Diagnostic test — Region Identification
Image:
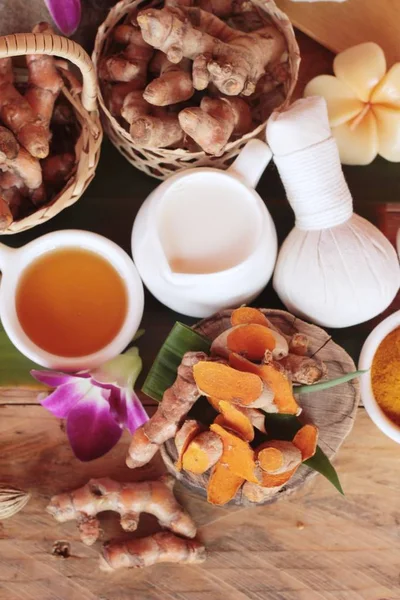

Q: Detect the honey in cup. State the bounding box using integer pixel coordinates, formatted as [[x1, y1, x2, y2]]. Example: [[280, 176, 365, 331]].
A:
[[16, 248, 128, 357]]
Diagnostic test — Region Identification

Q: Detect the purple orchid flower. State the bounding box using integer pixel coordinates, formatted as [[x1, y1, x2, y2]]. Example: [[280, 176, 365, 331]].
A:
[[44, 0, 82, 36], [31, 347, 148, 462]]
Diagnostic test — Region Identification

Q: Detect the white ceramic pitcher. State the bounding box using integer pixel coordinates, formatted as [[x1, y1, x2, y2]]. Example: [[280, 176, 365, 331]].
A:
[[132, 139, 277, 317]]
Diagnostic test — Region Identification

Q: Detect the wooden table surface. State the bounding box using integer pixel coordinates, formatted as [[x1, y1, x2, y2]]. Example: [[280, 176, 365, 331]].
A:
[[1, 34, 400, 600]]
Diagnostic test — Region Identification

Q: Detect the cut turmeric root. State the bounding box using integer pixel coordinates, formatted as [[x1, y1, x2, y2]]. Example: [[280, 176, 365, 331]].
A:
[[229, 353, 301, 415], [182, 430, 223, 474], [230, 306, 270, 327], [175, 419, 203, 471], [211, 323, 288, 361], [257, 440, 302, 475], [214, 400, 254, 442], [207, 461, 244, 505], [210, 423, 258, 483], [193, 361, 275, 410], [292, 424, 318, 461]]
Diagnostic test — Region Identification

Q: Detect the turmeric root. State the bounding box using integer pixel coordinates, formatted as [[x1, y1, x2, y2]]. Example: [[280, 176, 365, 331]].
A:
[[107, 80, 146, 117], [210, 423, 258, 483], [229, 353, 301, 416], [193, 361, 275, 410], [130, 113, 183, 148], [257, 440, 302, 475], [214, 399, 254, 441], [100, 24, 153, 85], [121, 90, 150, 124], [138, 6, 286, 95], [1, 146, 42, 191], [175, 419, 203, 470], [230, 306, 270, 328], [41, 153, 75, 186], [25, 23, 63, 137], [179, 96, 252, 155], [164, 0, 252, 18], [182, 430, 223, 474], [101, 532, 206, 570], [127, 351, 207, 469], [277, 354, 327, 385], [207, 461, 244, 505], [0, 126, 19, 160], [242, 481, 281, 503], [289, 333, 309, 356], [47, 475, 197, 545], [0, 58, 49, 158], [211, 324, 288, 361], [292, 424, 318, 461], [144, 55, 194, 106]]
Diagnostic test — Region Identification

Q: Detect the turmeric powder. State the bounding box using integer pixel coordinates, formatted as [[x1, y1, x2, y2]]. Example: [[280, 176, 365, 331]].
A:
[[371, 327, 400, 427]]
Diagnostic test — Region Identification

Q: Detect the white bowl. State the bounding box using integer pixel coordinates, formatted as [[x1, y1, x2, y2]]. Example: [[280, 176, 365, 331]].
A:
[[359, 310, 400, 444]]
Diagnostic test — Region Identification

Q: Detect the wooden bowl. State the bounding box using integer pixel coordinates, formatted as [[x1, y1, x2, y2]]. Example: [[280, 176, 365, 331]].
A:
[[161, 308, 360, 506]]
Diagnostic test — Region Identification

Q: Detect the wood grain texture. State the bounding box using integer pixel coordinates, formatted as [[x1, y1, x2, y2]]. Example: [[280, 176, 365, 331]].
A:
[[276, 0, 400, 65], [0, 402, 399, 600], [162, 309, 359, 505]]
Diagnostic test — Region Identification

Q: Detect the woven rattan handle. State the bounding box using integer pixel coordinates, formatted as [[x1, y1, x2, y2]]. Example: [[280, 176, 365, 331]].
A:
[[0, 33, 97, 112]]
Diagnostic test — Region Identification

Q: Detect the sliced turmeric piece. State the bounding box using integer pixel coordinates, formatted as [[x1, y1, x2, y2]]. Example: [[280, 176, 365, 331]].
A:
[[258, 465, 298, 488], [292, 424, 318, 461], [211, 324, 288, 361], [229, 353, 301, 415], [193, 361, 274, 410], [210, 423, 258, 483], [207, 462, 244, 506], [175, 420, 203, 471], [231, 307, 270, 327], [182, 431, 223, 474], [214, 400, 254, 442], [207, 396, 221, 412], [257, 441, 302, 475]]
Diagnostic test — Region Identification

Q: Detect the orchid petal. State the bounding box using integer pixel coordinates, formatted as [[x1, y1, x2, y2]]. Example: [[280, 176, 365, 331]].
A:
[[332, 109, 378, 165], [31, 370, 76, 388], [90, 347, 142, 389], [371, 63, 400, 108], [44, 0, 81, 36], [66, 387, 122, 461], [304, 75, 363, 127], [333, 43, 386, 102], [373, 105, 400, 162], [41, 379, 92, 418], [108, 385, 149, 434]]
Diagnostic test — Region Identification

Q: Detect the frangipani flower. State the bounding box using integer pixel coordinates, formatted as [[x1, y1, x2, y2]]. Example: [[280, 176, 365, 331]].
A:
[[31, 347, 148, 461], [304, 43, 400, 165], [44, 0, 81, 36]]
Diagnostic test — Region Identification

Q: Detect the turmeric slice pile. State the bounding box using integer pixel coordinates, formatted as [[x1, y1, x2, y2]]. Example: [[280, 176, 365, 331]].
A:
[[211, 323, 288, 361]]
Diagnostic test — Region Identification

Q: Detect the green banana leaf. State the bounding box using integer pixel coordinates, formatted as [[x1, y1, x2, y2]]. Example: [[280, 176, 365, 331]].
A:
[[0, 323, 43, 389], [142, 322, 211, 402]]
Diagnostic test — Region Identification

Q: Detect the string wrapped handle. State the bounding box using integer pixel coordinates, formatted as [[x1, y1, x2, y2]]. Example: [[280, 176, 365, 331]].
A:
[[267, 96, 353, 231], [0, 33, 98, 113]]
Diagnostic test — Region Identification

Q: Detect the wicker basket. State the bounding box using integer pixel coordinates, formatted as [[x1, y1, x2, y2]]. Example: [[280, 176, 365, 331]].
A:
[[0, 33, 102, 234], [93, 0, 300, 180]]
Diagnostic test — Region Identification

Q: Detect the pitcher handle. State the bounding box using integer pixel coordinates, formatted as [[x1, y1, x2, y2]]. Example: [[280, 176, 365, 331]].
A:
[[228, 139, 272, 189]]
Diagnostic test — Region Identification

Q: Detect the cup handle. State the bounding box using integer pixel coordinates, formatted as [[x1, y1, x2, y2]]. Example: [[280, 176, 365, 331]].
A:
[[0, 243, 16, 272], [228, 139, 272, 189]]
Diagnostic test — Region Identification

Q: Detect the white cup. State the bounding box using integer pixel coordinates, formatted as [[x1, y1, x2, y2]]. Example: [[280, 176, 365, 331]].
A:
[[359, 310, 400, 444], [0, 230, 144, 371], [132, 139, 277, 318]]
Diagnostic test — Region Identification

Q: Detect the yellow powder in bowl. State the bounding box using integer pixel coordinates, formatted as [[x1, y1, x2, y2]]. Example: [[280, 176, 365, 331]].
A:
[[371, 327, 400, 427]]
